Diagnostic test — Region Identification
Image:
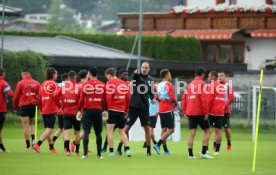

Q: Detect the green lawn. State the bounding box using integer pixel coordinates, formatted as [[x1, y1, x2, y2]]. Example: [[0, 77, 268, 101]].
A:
[[0, 124, 276, 175]]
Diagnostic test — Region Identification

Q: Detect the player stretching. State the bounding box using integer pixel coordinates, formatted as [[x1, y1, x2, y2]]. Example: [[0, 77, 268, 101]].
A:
[[182, 67, 213, 159], [13, 69, 40, 150], [33, 67, 58, 153], [153, 69, 177, 155]]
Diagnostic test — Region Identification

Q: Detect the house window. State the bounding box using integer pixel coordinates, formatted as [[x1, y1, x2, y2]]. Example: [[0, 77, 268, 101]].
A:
[[203, 42, 245, 64], [179, 0, 187, 6], [265, 0, 276, 4], [216, 0, 226, 5], [229, 0, 237, 5]]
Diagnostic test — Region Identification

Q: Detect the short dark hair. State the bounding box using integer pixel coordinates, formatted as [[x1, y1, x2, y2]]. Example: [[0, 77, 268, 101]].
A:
[[105, 67, 116, 77], [46, 67, 57, 80], [195, 66, 206, 76], [0, 68, 5, 76], [160, 69, 170, 79], [61, 73, 68, 81], [68, 70, 77, 80], [218, 71, 227, 76], [209, 71, 218, 79], [21, 68, 30, 73], [78, 69, 88, 79], [89, 67, 97, 77]]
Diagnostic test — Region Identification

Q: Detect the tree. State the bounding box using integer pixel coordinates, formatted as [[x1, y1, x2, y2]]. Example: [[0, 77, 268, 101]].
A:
[[46, 0, 83, 32], [100, 0, 180, 20]]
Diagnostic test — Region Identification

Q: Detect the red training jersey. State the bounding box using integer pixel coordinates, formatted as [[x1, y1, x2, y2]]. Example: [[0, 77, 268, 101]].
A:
[[106, 78, 130, 113], [182, 77, 208, 116], [54, 80, 79, 117], [220, 80, 234, 114], [39, 80, 59, 115], [78, 79, 106, 111], [156, 81, 177, 113], [207, 81, 226, 117], [13, 75, 40, 110], [0, 76, 13, 112]]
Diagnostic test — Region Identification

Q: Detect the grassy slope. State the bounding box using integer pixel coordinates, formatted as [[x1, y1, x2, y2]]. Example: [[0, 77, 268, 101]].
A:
[[0, 124, 276, 175]]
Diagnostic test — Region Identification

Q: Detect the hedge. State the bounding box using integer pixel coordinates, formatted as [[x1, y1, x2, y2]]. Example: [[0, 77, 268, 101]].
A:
[[4, 31, 202, 62], [3, 50, 49, 89]]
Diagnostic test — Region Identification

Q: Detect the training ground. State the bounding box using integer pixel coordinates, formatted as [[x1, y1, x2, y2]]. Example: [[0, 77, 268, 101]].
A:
[[1, 116, 276, 175]]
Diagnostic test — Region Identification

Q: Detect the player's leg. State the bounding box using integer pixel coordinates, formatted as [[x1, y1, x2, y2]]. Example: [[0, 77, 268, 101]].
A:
[[81, 110, 92, 158], [155, 112, 175, 155], [73, 117, 81, 156], [117, 108, 137, 154], [52, 115, 63, 145], [63, 116, 73, 156], [149, 116, 157, 145], [33, 114, 56, 153], [107, 110, 117, 157], [0, 113, 6, 152], [199, 117, 213, 159], [91, 110, 103, 158], [224, 114, 232, 150], [20, 116, 31, 149], [117, 112, 131, 157], [187, 117, 200, 158], [28, 105, 36, 144], [29, 117, 35, 144], [139, 110, 151, 156], [214, 117, 223, 155]]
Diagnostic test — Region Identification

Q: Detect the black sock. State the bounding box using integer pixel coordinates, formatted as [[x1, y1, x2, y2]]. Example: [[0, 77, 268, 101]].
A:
[[0, 144, 6, 151], [213, 142, 216, 147], [117, 142, 123, 152], [73, 141, 76, 145], [109, 148, 114, 153], [157, 139, 162, 147], [202, 146, 208, 154], [37, 140, 43, 146], [188, 148, 193, 157], [227, 140, 231, 146], [163, 144, 169, 152], [83, 131, 89, 156], [124, 146, 130, 151], [64, 140, 70, 152], [103, 136, 108, 150], [96, 133, 102, 157], [147, 146, 151, 154], [143, 142, 146, 148], [26, 140, 30, 148], [75, 144, 80, 153], [52, 136, 58, 142], [31, 135, 35, 142], [49, 144, 54, 150], [153, 140, 157, 145], [216, 144, 221, 152]]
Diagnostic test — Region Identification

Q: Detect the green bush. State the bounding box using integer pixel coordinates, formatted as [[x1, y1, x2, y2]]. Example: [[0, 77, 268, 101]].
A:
[[3, 50, 49, 89], [5, 31, 202, 62]]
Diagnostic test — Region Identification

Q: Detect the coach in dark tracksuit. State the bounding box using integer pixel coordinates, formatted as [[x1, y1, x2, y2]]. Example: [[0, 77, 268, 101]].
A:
[[122, 61, 155, 157]]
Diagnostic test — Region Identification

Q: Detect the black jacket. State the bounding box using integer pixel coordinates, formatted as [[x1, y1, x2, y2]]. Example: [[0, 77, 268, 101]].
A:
[[129, 73, 154, 112]]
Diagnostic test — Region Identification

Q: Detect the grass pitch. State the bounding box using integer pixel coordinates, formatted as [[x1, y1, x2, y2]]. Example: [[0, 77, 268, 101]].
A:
[[0, 123, 276, 175]]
